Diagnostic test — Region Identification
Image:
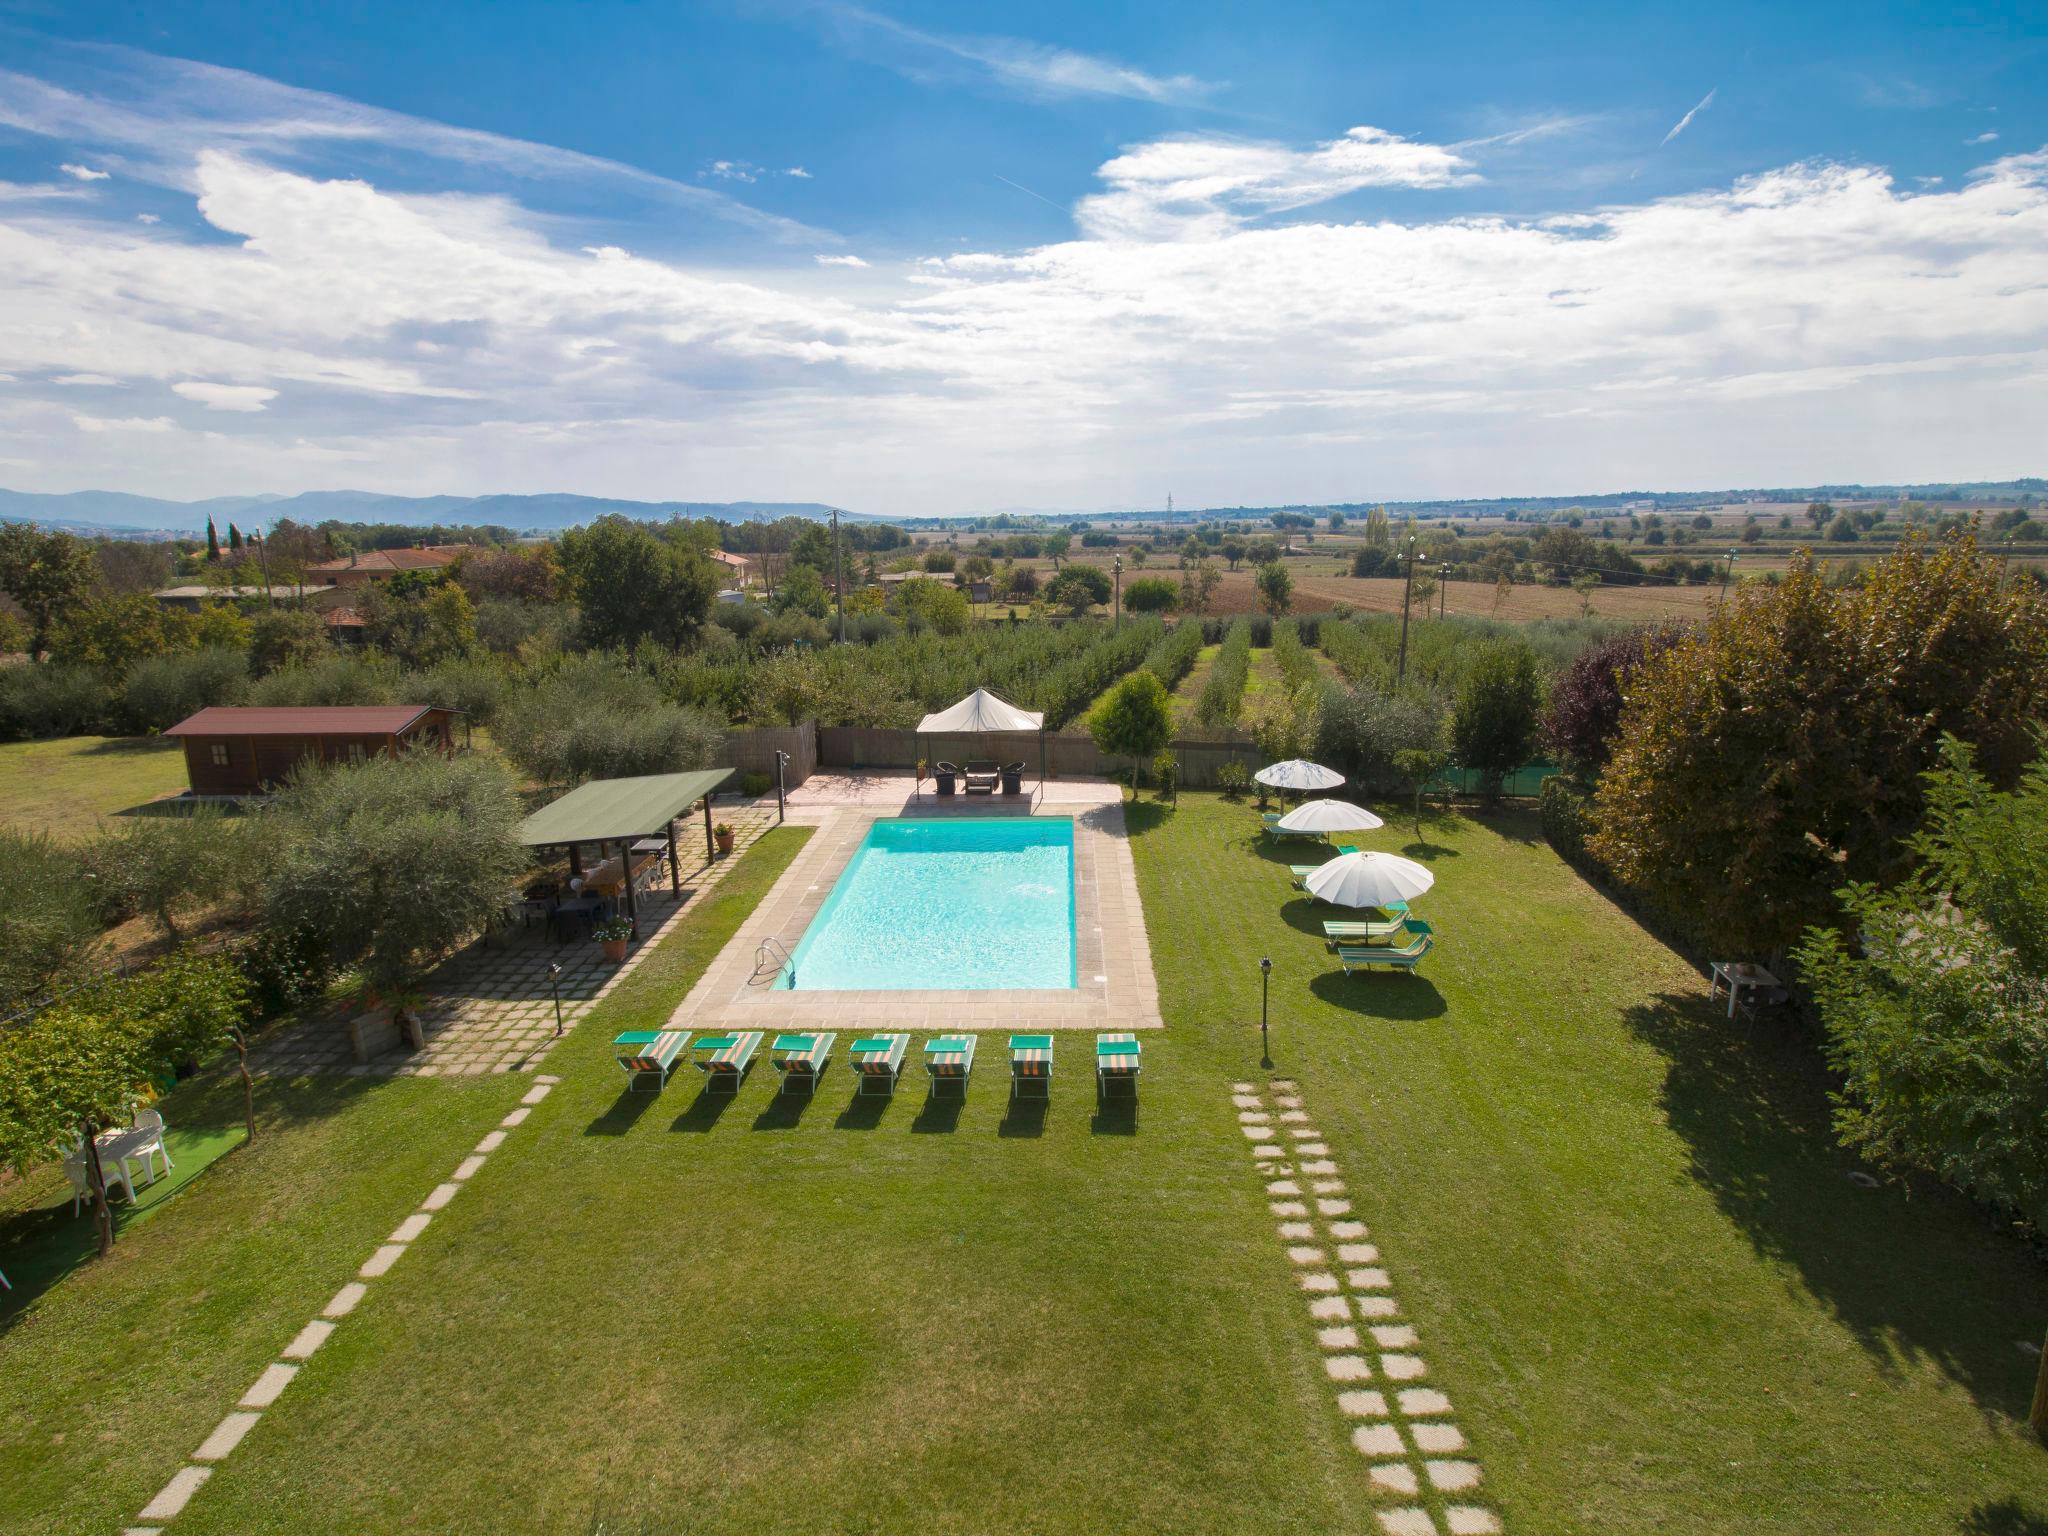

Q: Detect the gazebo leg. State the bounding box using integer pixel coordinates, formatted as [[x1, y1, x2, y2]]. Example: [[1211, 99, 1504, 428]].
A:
[[666, 821, 680, 897]]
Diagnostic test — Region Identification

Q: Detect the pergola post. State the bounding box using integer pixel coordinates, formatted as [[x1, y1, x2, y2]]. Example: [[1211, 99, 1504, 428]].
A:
[[666, 819, 680, 897], [703, 795, 715, 862], [620, 837, 639, 938]]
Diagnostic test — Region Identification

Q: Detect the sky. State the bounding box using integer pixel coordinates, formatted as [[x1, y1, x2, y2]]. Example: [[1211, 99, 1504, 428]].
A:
[[0, 1, 2044, 517]]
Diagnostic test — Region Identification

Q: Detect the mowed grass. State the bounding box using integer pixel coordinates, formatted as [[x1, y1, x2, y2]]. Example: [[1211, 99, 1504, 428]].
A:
[[0, 734, 187, 837], [9, 827, 1385, 1534], [1129, 796, 2048, 1533]]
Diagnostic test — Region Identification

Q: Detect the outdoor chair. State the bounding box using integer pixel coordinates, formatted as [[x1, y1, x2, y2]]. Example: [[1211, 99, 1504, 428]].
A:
[[1322, 913, 1427, 949], [1095, 1032, 1141, 1103], [550, 895, 603, 944], [63, 1144, 136, 1212], [849, 1034, 909, 1096], [694, 1031, 763, 1094], [771, 1032, 837, 1095], [934, 762, 961, 798], [923, 1035, 978, 1098], [1000, 762, 1025, 796], [1337, 935, 1434, 974], [1009, 1034, 1054, 1101], [131, 1107, 172, 1184], [614, 1029, 690, 1091], [963, 759, 1000, 795]]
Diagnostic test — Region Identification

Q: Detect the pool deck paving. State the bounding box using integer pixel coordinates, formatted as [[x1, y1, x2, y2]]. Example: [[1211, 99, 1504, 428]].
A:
[[672, 774, 1162, 1033]]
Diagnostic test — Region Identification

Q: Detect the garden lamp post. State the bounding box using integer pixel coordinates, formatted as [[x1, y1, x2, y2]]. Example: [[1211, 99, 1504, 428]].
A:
[[547, 962, 564, 1037], [1259, 956, 1273, 1068], [773, 749, 788, 823]]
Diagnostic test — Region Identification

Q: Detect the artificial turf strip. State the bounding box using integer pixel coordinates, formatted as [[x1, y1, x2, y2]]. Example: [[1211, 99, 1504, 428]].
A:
[[169, 822, 1377, 1534]]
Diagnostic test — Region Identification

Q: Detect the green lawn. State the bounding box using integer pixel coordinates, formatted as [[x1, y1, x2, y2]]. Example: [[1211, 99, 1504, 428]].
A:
[[4, 802, 2045, 1534], [0, 735, 188, 837]]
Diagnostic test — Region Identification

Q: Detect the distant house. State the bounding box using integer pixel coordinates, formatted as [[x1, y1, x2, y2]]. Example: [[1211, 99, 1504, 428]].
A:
[[707, 549, 753, 585], [968, 579, 993, 604], [305, 546, 473, 590], [153, 584, 339, 611], [323, 607, 370, 645], [163, 705, 458, 796]]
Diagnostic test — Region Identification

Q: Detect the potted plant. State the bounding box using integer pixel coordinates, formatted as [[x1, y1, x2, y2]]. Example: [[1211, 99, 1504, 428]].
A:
[[594, 914, 633, 963], [714, 821, 736, 856]]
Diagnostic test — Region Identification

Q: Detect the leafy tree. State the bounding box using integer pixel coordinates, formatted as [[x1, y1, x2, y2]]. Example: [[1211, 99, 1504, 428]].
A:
[[750, 650, 825, 725], [262, 749, 527, 1003], [120, 646, 249, 733], [1826, 513, 1860, 543], [456, 543, 558, 601], [1591, 536, 2048, 954], [1255, 561, 1293, 616], [1086, 669, 1175, 794], [1124, 576, 1180, 613], [84, 808, 252, 940], [1247, 681, 1322, 765], [0, 829, 101, 1010], [1540, 624, 1685, 777], [1048, 565, 1111, 615], [1807, 501, 1833, 529], [1221, 538, 1248, 571], [1450, 640, 1544, 800], [1795, 736, 2048, 1233], [895, 576, 971, 634], [1180, 559, 1221, 616], [1249, 538, 1282, 566], [247, 607, 328, 676], [922, 549, 957, 574], [1040, 531, 1070, 568], [557, 515, 718, 651], [206, 516, 221, 561], [497, 656, 722, 788], [0, 523, 97, 658], [48, 592, 194, 670], [1316, 686, 1444, 796], [773, 564, 831, 620]]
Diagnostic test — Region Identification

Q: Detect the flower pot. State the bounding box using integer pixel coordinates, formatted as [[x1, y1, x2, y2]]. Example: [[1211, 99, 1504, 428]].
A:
[[601, 937, 628, 963], [715, 829, 736, 856]]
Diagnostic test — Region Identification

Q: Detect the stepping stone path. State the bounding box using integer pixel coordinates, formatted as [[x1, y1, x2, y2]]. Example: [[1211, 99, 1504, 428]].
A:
[[125, 1077, 567, 1533], [1234, 1079, 1502, 1536]]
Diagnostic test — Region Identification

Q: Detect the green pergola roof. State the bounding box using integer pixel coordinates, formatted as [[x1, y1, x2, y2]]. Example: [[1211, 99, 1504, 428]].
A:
[[516, 768, 733, 848]]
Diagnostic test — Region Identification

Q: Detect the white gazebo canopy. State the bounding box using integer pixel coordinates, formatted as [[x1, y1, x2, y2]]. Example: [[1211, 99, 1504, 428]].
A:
[[916, 687, 1044, 734], [1304, 851, 1435, 910], [1277, 798, 1385, 834], [1256, 759, 1345, 792]]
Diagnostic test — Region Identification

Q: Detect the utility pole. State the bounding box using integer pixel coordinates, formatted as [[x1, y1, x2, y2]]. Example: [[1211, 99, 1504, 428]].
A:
[[1720, 547, 1738, 603], [252, 527, 275, 609], [1439, 566, 1448, 620], [1113, 555, 1123, 632], [1396, 538, 1418, 683], [831, 507, 846, 644]]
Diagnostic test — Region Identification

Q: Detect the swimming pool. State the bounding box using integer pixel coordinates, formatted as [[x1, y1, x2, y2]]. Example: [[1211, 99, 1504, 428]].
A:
[[779, 817, 1076, 991]]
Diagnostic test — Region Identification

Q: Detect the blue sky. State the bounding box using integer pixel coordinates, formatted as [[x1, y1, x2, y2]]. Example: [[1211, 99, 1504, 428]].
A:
[[0, 1, 2043, 513]]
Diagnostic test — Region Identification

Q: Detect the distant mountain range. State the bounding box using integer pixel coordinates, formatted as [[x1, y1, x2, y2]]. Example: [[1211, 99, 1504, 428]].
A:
[[0, 488, 869, 539]]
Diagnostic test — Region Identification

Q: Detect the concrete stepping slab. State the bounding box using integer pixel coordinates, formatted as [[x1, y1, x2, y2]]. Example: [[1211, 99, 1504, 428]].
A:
[[1269, 1079, 1298, 1091], [535, 1074, 561, 1085], [1274, 1096, 1303, 1109], [1278, 1221, 1316, 1239], [1337, 1388, 1388, 1417], [1268, 1180, 1302, 1196], [1324, 1354, 1372, 1381], [1318, 1198, 1352, 1216], [1348, 1267, 1391, 1290], [1288, 1128, 1321, 1141], [1300, 1272, 1339, 1293], [1426, 1461, 1483, 1492], [474, 1130, 507, 1153], [1270, 1200, 1308, 1216], [452, 1155, 486, 1181], [389, 1213, 431, 1244], [1340, 1244, 1381, 1264], [1354, 1295, 1402, 1318], [1312, 1179, 1347, 1195], [1380, 1353, 1428, 1380], [1300, 1159, 1338, 1175], [1317, 1325, 1360, 1349], [1308, 1296, 1351, 1320], [359, 1244, 406, 1279], [1279, 1109, 1310, 1123], [1230, 1081, 1255, 1093], [1252, 1142, 1283, 1159], [1232, 1094, 1263, 1108], [1351, 1423, 1405, 1457], [238, 1363, 298, 1410], [421, 1182, 461, 1211], [193, 1410, 261, 1462], [1328, 1220, 1368, 1240], [1286, 1245, 1326, 1265], [1378, 1510, 1437, 1536], [1370, 1463, 1420, 1495], [1445, 1507, 1502, 1535], [500, 1106, 532, 1128], [1397, 1388, 1452, 1416], [1244, 1126, 1276, 1141], [139, 1467, 212, 1522], [1412, 1423, 1467, 1454], [282, 1320, 334, 1360], [1296, 1141, 1329, 1155], [1371, 1324, 1417, 1348], [323, 1282, 367, 1319], [1239, 1109, 1271, 1123]]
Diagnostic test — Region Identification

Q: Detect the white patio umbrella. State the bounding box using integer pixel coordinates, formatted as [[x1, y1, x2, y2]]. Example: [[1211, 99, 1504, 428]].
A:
[[1303, 851, 1435, 909], [1276, 798, 1385, 834], [1255, 759, 1345, 792]]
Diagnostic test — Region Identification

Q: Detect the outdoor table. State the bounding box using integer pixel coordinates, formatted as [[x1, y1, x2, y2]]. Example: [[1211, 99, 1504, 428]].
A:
[[65, 1123, 156, 1203], [581, 851, 658, 899], [1710, 961, 1780, 1018]]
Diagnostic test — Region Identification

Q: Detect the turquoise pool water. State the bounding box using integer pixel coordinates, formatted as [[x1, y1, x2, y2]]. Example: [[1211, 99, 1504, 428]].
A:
[[779, 817, 1076, 991]]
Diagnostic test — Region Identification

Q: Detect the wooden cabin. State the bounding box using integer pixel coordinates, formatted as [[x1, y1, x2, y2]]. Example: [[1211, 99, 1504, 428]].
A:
[[163, 705, 457, 796]]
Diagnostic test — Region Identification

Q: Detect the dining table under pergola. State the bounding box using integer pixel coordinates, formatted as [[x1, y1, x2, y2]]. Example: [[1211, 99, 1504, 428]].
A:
[[515, 767, 734, 938]]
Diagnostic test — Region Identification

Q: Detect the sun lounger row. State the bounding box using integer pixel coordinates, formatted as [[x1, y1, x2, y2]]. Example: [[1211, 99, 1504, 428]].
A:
[[614, 1029, 1144, 1103]]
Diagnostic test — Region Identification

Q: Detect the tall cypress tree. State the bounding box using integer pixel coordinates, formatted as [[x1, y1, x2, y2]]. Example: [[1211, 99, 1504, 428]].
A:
[[205, 516, 220, 561], [228, 522, 243, 551]]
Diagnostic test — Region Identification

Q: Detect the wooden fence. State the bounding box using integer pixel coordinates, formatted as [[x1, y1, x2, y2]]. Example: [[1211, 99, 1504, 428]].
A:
[[719, 719, 817, 787], [816, 726, 1265, 787]]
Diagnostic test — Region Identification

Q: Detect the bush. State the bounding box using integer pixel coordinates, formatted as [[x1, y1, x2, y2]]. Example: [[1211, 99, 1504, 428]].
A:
[[497, 654, 724, 787], [249, 653, 402, 707], [1315, 686, 1445, 797], [1087, 670, 1175, 789], [1123, 576, 1179, 613], [247, 608, 328, 677], [1541, 624, 1686, 778], [1451, 640, 1545, 800], [1195, 620, 1253, 729], [82, 807, 254, 938], [738, 770, 772, 798], [0, 663, 113, 740], [1539, 775, 1598, 867], [1047, 565, 1112, 615], [233, 922, 331, 1020], [410, 656, 509, 727], [120, 646, 249, 733], [1216, 759, 1251, 798], [0, 828, 101, 1010]]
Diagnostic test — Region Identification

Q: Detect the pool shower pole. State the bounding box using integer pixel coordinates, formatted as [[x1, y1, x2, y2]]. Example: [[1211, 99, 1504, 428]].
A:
[[1259, 956, 1272, 1068]]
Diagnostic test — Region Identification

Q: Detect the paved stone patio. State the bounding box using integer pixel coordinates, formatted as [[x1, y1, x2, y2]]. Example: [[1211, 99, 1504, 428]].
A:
[[249, 801, 781, 1077], [670, 773, 1161, 1033]]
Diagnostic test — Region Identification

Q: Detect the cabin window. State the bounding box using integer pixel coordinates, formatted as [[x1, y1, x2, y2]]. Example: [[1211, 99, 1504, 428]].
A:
[[209, 744, 229, 767]]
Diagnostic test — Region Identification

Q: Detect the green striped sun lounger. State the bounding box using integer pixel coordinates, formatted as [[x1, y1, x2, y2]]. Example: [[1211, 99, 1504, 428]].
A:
[[1261, 813, 1324, 841], [924, 1035, 978, 1099], [693, 1031, 762, 1094], [849, 1034, 909, 1097], [771, 1032, 837, 1095], [614, 1029, 690, 1092], [1009, 1034, 1054, 1101], [1323, 913, 1427, 948], [1095, 1032, 1141, 1103], [1337, 936, 1434, 974]]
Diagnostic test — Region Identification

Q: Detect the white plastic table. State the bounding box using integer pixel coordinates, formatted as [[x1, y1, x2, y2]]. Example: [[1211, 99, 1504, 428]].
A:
[[1710, 961, 1780, 1018], [65, 1124, 159, 1204]]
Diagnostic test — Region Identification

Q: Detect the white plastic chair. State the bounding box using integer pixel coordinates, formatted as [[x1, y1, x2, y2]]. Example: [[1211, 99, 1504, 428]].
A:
[[65, 1152, 135, 1212], [132, 1108, 173, 1183]]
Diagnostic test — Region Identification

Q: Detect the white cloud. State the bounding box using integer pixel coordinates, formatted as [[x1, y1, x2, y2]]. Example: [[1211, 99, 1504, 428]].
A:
[[815, 253, 869, 267], [73, 414, 174, 432], [59, 162, 109, 180], [1077, 126, 1478, 240], [822, 5, 1214, 106], [1661, 89, 1717, 147], [173, 380, 277, 411], [0, 179, 88, 201], [1968, 131, 2000, 145], [135, 211, 159, 223], [706, 160, 757, 182], [54, 372, 121, 386], [785, 166, 812, 179]]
